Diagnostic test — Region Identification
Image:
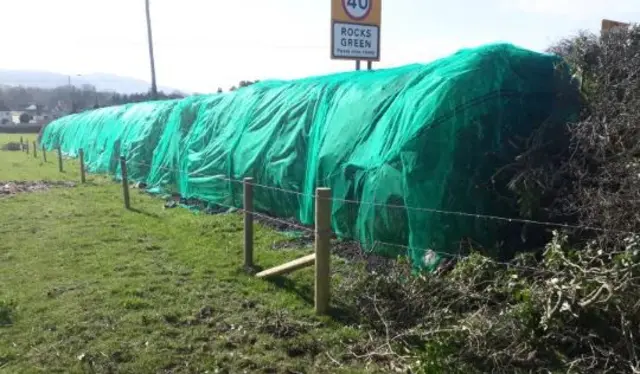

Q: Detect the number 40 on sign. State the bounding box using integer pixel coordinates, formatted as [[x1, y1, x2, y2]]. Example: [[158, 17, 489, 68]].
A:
[[344, 0, 371, 20]]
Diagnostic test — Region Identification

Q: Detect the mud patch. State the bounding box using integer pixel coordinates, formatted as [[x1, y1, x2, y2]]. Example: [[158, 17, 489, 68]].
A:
[[0, 142, 22, 152], [0, 180, 76, 196], [0, 142, 23, 151]]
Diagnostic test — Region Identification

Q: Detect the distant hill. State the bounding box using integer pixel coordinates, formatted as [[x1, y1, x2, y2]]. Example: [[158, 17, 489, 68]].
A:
[[0, 70, 184, 95]]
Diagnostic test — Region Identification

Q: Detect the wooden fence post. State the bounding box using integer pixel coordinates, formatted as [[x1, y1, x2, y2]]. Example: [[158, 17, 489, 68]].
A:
[[32, 141, 37, 158], [315, 187, 332, 315], [79, 148, 86, 183], [120, 156, 130, 209], [243, 177, 254, 269], [19, 137, 24, 152], [42, 146, 47, 163], [57, 146, 63, 172], [25, 141, 29, 155]]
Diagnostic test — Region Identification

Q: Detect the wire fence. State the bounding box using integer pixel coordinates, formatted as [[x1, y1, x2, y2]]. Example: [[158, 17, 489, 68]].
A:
[[121, 158, 640, 277], [124, 159, 640, 236], [16, 146, 640, 276]]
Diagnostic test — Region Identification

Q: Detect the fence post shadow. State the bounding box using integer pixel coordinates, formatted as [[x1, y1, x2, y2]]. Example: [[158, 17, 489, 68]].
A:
[[128, 207, 160, 219], [265, 275, 315, 306]]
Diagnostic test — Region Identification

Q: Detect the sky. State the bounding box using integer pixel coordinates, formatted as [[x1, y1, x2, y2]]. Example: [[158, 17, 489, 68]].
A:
[[0, 0, 638, 93]]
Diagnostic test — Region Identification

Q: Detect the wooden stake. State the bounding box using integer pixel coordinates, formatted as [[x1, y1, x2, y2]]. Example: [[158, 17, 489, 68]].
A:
[[256, 254, 316, 278], [79, 148, 86, 183], [42, 146, 47, 162], [32, 141, 37, 158], [315, 187, 332, 315], [19, 137, 24, 151], [243, 177, 254, 269], [25, 141, 29, 155], [120, 156, 130, 209], [57, 146, 63, 172]]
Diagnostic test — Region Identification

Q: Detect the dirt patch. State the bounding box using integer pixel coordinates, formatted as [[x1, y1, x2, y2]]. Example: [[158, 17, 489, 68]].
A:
[[0, 142, 23, 151], [0, 181, 76, 196]]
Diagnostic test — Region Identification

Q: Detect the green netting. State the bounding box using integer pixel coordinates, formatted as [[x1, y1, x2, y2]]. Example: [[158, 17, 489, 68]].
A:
[[40, 43, 579, 268]]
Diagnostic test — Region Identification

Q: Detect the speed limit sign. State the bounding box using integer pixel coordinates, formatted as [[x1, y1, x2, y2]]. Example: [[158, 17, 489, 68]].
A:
[[331, 0, 381, 61], [342, 0, 371, 21]]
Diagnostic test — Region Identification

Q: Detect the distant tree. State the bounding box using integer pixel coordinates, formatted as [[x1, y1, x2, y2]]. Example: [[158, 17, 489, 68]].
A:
[[0, 84, 190, 113], [230, 80, 258, 92], [238, 80, 257, 88], [19, 113, 32, 123]]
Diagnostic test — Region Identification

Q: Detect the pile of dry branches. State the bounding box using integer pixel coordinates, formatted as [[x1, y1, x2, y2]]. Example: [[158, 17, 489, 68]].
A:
[[550, 25, 640, 242], [337, 231, 640, 373]]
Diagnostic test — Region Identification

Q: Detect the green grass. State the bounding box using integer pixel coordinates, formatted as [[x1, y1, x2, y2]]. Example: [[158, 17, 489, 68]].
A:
[[0, 133, 83, 182], [0, 134, 377, 373]]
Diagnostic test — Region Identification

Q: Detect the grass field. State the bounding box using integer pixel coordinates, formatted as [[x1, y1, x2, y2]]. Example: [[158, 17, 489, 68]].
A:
[[0, 134, 382, 373]]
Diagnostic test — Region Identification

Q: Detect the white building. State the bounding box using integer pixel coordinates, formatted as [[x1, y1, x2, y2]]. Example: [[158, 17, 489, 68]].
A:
[[10, 111, 23, 124]]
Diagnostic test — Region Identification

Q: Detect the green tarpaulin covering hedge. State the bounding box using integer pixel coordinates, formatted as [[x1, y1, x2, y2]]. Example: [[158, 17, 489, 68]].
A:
[[40, 43, 579, 268]]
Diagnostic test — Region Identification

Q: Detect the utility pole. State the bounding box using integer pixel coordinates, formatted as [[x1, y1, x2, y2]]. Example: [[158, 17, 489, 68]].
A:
[[68, 74, 81, 113], [145, 0, 158, 100], [68, 75, 74, 113]]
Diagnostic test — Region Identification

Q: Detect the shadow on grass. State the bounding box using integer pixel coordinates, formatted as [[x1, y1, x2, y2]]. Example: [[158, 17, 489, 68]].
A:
[[328, 300, 362, 325], [265, 275, 314, 306], [71, 180, 101, 187], [248, 266, 364, 324], [266, 275, 364, 324], [0, 300, 15, 327], [128, 207, 161, 219]]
